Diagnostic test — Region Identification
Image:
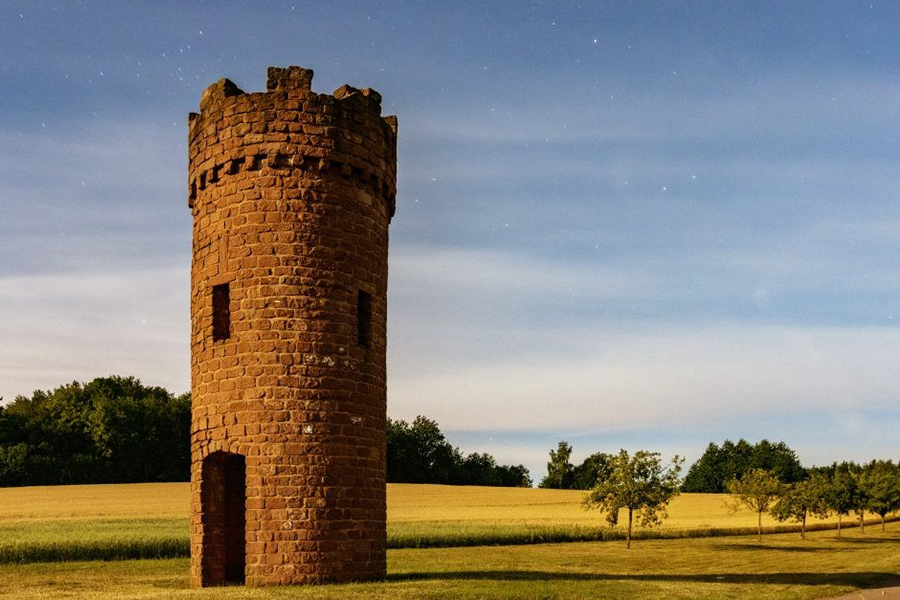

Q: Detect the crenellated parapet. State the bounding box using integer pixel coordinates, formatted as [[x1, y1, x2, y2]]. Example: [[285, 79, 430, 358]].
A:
[[187, 66, 397, 218]]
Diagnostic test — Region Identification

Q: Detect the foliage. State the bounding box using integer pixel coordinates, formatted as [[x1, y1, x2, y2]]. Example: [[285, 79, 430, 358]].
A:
[[0, 377, 190, 487], [728, 468, 783, 541], [683, 439, 806, 493], [539, 442, 615, 490], [811, 462, 861, 537], [772, 474, 829, 538], [572, 452, 615, 490], [582, 449, 683, 547], [860, 459, 900, 530], [386, 416, 531, 487], [539, 441, 575, 489]]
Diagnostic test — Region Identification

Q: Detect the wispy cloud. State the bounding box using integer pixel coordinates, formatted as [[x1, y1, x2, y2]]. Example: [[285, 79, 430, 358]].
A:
[[390, 323, 900, 432], [0, 267, 189, 399]]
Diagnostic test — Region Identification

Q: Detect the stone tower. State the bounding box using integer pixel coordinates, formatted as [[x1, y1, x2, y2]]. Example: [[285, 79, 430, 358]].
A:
[[187, 66, 396, 587]]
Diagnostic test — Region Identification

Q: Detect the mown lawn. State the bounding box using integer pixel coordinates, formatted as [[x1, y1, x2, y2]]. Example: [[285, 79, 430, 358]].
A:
[[1, 524, 899, 600]]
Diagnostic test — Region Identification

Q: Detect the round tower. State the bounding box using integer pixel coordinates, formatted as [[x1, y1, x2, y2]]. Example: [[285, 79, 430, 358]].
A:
[[187, 66, 396, 587]]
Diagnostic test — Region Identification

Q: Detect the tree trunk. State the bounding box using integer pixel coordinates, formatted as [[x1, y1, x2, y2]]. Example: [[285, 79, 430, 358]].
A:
[[627, 508, 633, 549], [860, 510, 865, 533], [882, 515, 886, 532], [757, 510, 762, 542], [801, 513, 806, 540], [837, 513, 842, 539]]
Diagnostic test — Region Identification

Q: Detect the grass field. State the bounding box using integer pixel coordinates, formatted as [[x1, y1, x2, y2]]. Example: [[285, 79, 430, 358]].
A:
[[1, 483, 898, 599], [1, 524, 899, 600], [0, 482, 886, 563]]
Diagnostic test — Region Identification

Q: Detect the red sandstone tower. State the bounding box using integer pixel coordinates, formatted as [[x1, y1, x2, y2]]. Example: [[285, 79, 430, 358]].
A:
[[187, 66, 396, 587]]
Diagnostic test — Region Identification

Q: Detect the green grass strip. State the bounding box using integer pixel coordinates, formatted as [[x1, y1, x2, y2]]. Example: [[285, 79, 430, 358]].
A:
[[0, 515, 896, 564], [0, 538, 188, 564]]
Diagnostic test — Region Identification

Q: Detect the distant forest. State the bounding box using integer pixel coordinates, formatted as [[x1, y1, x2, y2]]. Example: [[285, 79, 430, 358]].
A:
[[0, 376, 531, 488], [537, 439, 810, 493], [1, 376, 853, 492]]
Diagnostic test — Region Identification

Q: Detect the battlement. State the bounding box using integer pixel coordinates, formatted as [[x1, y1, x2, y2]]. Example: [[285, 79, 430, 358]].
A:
[[198, 78, 244, 111], [189, 66, 398, 220], [266, 66, 313, 91], [194, 65, 387, 115]]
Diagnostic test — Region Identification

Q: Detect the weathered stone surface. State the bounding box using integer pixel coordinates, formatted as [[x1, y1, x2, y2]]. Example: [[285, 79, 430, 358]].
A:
[[188, 65, 397, 587]]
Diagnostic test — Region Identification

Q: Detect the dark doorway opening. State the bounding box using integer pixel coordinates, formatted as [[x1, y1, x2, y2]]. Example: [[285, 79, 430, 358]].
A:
[[200, 451, 246, 586]]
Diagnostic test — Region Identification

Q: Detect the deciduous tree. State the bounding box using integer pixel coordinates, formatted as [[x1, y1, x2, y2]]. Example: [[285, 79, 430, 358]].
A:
[[772, 474, 829, 539], [582, 449, 683, 548], [728, 468, 782, 541], [540, 441, 575, 489], [815, 462, 860, 538], [861, 460, 900, 532]]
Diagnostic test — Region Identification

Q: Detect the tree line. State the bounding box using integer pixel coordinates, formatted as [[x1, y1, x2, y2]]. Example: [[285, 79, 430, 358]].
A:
[[544, 441, 900, 548], [0, 377, 191, 486], [730, 461, 900, 540], [387, 416, 531, 487], [538, 438, 806, 492], [0, 376, 531, 488]]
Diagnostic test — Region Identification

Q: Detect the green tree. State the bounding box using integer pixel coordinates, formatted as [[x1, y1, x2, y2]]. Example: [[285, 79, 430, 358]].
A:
[[860, 460, 900, 532], [0, 377, 190, 486], [683, 439, 805, 493], [386, 416, 459, 484], [572, 452, 614, 490], [772, 474, 829, 539], [496, 463, 533, 488], [540, 441, 575, 489], [815, 462, 860, 538], [850, 467, 870, 533], [728, 468, 783, 541], [385, 415, 531, 487], [582, 449, 683, 548]]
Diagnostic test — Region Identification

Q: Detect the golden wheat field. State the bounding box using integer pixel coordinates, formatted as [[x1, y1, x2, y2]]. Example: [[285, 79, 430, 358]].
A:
[[0, 482, 846, 530]]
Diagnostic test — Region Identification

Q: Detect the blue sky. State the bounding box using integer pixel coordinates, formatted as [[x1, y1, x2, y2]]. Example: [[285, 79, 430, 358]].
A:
[[1, 1, 899, 480]]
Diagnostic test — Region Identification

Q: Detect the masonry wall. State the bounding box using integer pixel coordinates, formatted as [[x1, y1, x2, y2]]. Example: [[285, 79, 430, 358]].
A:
[[188, 66, 397, 587]]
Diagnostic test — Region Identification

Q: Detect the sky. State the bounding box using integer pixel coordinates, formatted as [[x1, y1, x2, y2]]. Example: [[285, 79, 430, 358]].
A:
[[1, 1, 899, 481]]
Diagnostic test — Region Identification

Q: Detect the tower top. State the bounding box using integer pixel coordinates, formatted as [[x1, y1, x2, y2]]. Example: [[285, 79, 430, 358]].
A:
[[195, 65, 389, 116]]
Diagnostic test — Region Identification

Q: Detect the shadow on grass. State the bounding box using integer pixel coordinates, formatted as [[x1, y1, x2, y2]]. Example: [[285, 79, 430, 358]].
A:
[[715, 537, 900, 553], [712, 543, 841, 553], [827, 537, 900, 545], [388, 571, 900, 588]]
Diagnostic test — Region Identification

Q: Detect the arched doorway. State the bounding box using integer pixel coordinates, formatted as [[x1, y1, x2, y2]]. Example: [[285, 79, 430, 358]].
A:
[[200, 451, 246, 586]]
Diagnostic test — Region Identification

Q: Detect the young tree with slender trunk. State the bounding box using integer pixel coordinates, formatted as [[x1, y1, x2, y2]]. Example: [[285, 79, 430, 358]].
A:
[[772, 474, 829, 539], [819, 464, 859, 538], [861, 460, 900, 532], [850, 467, 870, 533], [582, 449, 683, 548], [728, 468, 782, 542]]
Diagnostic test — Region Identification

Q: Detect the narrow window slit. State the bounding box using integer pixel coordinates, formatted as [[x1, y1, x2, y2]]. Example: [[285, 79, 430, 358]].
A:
[[212, 283, 231, 341], [357, 290, 372, 348]]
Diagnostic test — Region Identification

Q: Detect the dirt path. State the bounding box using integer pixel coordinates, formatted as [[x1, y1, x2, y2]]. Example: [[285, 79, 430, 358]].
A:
[[821, 588, 900, 600]]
